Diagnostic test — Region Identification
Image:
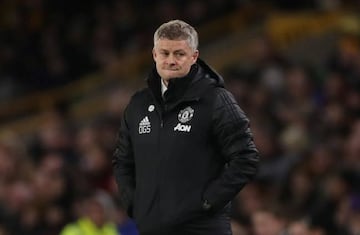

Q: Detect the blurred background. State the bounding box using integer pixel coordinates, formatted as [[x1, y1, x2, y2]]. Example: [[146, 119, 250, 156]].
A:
[[1, 0, 360, 235]]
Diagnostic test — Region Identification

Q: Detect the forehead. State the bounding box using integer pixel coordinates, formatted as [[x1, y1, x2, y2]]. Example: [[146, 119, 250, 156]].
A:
[[154, 39, 192, 51]]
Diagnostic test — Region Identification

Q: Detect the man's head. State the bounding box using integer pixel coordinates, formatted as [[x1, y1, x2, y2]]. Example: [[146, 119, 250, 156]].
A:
[[153, 20, 199, 83]]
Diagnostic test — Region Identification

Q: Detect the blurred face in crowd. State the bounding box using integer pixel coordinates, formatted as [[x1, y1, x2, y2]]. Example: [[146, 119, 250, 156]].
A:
[[288, 221, 310, 235], [252, 210, 285, 235], [153, 39, 198, 83], [85, 198, 106, 227]]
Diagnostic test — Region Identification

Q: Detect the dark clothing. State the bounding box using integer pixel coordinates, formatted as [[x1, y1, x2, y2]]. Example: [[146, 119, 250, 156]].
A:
[[141, 211, 232, 235], [112, 59, 259, 234]]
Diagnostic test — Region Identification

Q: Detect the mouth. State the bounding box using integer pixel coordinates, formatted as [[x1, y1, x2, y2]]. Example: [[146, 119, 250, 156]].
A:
[[163, 66, 179, 71]]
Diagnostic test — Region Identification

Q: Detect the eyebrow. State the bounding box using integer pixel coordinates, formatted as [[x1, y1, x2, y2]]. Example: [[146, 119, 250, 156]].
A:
[[159, 48, 185, 52]]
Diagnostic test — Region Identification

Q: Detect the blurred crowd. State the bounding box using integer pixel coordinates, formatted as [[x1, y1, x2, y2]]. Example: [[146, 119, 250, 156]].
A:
[[1, 33, 359, 235], [1, 0, 357, 99], [0, 84, 136, 235], [1, 1, 360, 235], [226, 33, 360, 235], [0, 0, 242, 99]]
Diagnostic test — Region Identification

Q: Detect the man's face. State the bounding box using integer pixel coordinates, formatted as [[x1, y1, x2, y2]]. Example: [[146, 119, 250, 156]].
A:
[[153, 39, 199, 82]]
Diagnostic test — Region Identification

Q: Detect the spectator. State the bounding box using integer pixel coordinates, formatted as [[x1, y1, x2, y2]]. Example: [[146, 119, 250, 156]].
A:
[[251, 205, 288, 235], [59, 190, 118, 235]]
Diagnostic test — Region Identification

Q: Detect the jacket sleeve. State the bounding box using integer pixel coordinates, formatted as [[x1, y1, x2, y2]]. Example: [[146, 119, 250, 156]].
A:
[[203, 88, 260, 211], [112, 106, 135, 217]]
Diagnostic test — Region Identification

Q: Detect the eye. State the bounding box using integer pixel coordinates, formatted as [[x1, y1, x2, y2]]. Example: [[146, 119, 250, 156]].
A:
[[175, 51, 185, 57], [160, 51, 169, 56]]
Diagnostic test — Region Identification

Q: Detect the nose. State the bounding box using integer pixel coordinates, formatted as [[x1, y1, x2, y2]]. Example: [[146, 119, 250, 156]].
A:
[[165, 54, 176, 65]]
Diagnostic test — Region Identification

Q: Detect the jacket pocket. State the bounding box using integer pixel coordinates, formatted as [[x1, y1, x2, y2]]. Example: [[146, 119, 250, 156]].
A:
[[165, 187, 207, 227]]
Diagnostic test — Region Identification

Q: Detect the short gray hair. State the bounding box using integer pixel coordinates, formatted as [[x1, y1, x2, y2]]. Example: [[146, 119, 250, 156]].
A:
[[153, 20, 198, 51]]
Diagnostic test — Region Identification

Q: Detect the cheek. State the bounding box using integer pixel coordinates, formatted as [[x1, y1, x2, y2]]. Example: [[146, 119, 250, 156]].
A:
[[154, 55, 164, 64], [182, 60, 194, 69], [155, 60, 164, 70]]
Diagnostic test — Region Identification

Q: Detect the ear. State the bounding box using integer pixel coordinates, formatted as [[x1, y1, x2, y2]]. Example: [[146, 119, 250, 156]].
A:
[[152, 48, 157, 61], [192, 50, 199, 63]]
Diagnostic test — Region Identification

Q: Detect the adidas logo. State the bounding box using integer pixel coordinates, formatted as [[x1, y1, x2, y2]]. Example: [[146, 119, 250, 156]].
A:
[[139, 116, 150, 126], [138, 116, 151, 134]]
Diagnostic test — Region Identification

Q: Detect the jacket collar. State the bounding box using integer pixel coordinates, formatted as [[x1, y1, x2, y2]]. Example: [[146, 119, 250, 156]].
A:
[[147, 63, 198, 104], [147, 58, 224, 110]]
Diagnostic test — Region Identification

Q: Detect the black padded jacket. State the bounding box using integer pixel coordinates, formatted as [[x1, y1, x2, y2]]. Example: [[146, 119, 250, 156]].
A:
[[112, 59, 259, 234]]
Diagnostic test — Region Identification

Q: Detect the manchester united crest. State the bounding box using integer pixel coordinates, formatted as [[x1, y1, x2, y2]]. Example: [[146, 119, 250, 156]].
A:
[[178, 106, 194, 123]]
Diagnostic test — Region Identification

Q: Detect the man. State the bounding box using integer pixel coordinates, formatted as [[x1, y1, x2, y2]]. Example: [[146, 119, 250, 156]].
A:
[[112, 19, 259, 235]]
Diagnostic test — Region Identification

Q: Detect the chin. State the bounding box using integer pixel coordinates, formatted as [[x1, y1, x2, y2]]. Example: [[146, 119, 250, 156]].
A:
[[165, 73, 186, 79], [162, 72, 181, 80]]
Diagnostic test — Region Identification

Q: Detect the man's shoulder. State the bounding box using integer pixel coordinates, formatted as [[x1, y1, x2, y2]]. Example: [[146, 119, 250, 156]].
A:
[[204, 86, 240, 110], [128, 87, 151, 104], [124, 88, 154, 116], [201, 85, 231, 100]]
